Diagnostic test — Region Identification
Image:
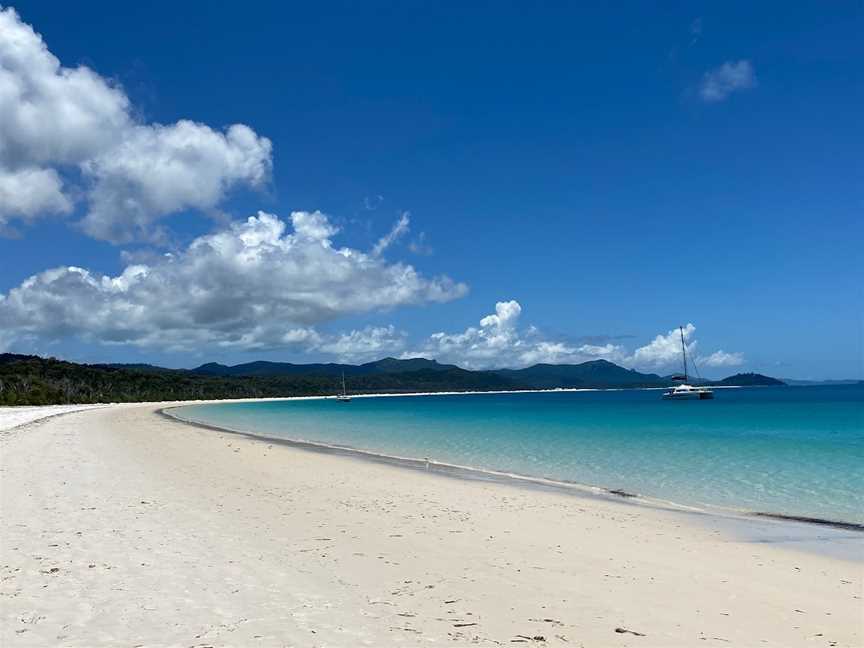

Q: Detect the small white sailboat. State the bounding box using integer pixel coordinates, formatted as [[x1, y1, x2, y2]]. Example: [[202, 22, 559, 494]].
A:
[[662, 326, 714, 401], [335, 372, 352, 402]]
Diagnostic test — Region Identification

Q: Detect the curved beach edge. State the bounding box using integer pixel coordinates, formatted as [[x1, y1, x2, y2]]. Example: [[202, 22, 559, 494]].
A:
[[0, 404, 112, 433], [159, 404, 864, 534]]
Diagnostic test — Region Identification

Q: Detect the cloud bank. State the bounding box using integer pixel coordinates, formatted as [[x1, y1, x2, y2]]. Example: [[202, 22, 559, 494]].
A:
[[402, 300, 627, 369], [1, 258, 743, 371], [0, 7, 271, 241], [0, 211, 466, 351], [399, 302, 743, 371]]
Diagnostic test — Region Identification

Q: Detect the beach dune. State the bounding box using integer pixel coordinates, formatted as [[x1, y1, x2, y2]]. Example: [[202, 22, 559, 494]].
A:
[[1, 404, 861, 646]]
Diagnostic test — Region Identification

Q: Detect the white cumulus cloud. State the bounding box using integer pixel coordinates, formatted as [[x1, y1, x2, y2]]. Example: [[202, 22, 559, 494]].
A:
[[699, 60, 757, 102], [627, 324, 746, 372], [0, 211, 466, 352], [0, 166, 71, 223], [629, 323, 696, 369], [700, 349, 744, 367], [402, 300, 627, 369], [398, 304, 743, 372], [0, 7, 271, 241], [81, 121, 272, 243]]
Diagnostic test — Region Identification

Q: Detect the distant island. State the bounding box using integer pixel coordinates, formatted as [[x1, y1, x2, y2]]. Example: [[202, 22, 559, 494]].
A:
[[0, 353, 786, 406], [716, 373, 786, 387]]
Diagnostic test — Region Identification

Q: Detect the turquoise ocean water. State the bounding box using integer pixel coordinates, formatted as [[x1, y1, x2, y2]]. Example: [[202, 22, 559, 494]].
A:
[[175, 385, 863, 525]]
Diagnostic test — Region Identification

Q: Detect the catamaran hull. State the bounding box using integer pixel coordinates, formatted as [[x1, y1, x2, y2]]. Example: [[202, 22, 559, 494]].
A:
[[663, 391, 714, 400]]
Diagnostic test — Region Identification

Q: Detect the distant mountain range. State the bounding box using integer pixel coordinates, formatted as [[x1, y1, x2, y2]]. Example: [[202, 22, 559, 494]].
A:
[[187, 358, 788, 389], [190, 357, 461, 377], [1, 353, 790, 406], [188, 357, 669, 387]]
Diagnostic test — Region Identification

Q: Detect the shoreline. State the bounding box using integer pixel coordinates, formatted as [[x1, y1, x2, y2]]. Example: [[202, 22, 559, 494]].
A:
[[0, 381, 747, 422], [0, 403, 111, 432], [4, 393, 860, 535], [163, 404, 864, 542], [2, 403, 861, 646]]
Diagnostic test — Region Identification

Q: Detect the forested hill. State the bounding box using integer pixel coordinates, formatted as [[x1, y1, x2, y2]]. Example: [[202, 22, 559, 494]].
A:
[[716, 373, 786, 386], [0, 353, 784, 406], [491, 360, 665, 388]]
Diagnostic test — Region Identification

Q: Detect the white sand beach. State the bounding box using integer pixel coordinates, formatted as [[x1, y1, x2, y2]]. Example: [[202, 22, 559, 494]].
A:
[[0, 404, 109, 432], [1, 403, 861, 647]]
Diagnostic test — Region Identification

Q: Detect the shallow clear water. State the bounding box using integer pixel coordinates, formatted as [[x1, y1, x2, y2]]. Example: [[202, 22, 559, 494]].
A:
[[176, 385, 864, 524]]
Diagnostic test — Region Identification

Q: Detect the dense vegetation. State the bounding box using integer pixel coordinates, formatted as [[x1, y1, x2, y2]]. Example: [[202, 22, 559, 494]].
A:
[[0, 354, 515, 405], [0, 353, 785, 406]]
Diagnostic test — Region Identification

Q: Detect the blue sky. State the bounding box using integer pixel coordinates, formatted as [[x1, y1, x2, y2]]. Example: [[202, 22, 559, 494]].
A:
[[0, 1, 861, 379]]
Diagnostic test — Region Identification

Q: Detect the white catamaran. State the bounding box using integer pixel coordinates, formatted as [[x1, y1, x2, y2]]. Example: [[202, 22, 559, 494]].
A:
[[336, 372, 352, 402], [662, 326, 714, 401]]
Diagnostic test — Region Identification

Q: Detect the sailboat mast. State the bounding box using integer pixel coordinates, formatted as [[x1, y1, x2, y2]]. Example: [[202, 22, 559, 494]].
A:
[[341, 372, 346, 396], [679, 326, 688, 383]]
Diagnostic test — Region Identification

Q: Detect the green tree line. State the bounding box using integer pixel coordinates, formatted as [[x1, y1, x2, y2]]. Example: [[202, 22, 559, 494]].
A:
[[0, 354, 515, 406]]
